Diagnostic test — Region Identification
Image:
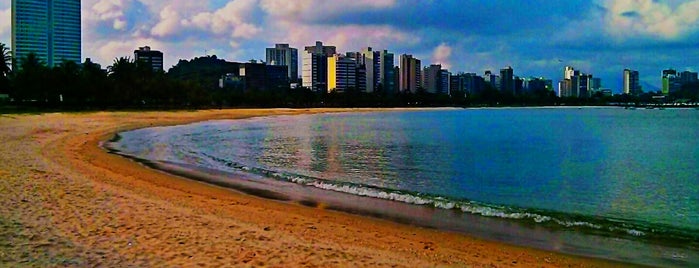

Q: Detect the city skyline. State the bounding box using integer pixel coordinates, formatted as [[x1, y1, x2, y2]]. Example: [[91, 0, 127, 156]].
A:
[[2, 1, 699, 92]]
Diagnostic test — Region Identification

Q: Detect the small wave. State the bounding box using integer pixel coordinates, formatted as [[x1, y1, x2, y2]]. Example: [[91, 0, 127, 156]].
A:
[[198, 155, 698, 242], [254, 168, 638, 236]]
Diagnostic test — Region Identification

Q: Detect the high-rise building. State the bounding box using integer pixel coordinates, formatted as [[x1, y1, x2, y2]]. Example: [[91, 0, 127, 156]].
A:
[[439, 69, 450, 95], [393, 66, 400, 94], [134, 46, 164, 72], [302, 41, 336, 92], [378, 50, 395, 95], [623, 69, 642, 95], [420, 64, 449, 95], [266, 44, 298, 82], [359, 48, 395, 94], [575, 74, 592, 98], [500, 66, 514, 94], [422, 64, 441, 94], [678, 70, 698, 85], [662, 69, 697, 95], [344, 52, 367, 92], [662, 69, 677, 95], [360, 47, 378, 93], [523, 77, 552, 93], [462, 73, 485, 94], [450, 74, 462, 93], [484, 70, 498, 89], [12, 0, 81, 69], [564, 66, 576, 80], [238, 61, 288, 92], [327, 54, 357, 93], [591, 78, 602, 93], [399, 54, 421, 93], [558, 66, 594, 98], [558, 80, 572, 97]]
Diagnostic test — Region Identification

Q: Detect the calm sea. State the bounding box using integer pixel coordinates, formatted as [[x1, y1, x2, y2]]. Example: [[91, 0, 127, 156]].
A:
[[111, 107, 699, 266]]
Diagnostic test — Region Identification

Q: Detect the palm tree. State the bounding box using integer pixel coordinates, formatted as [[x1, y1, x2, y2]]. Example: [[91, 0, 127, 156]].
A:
[[0, 43, 10, 76], [53, 60, 81, 104], [81, 58, 109, 105], [13, 53, 50, 102], [108, 57, 140, 104]]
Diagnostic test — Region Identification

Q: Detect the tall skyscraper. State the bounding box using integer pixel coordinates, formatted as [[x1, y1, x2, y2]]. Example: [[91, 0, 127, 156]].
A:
[[378, 50, 395, 95], [360, 47, 378, 93], [266, 44, 298, 82], [302, 41, 336, 92], [399, 54, 421, 93], [134, 46, 164, 72], [12, 0, 81, 69], [623, 69, 642, 95], [358, 48, 395, 94], [500, 66, 514, 94]]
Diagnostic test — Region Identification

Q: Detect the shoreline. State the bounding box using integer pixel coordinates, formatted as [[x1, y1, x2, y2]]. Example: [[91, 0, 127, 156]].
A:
[[106, 109, 698, 267], [0, 108, 628, 266]]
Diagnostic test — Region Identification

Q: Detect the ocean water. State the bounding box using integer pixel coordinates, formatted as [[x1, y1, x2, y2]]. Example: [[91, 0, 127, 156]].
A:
[[111, 107, 699, 265]]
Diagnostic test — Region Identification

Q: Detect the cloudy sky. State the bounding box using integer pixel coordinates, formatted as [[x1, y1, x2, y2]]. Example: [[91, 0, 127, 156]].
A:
[[2, 0, 699, 92]]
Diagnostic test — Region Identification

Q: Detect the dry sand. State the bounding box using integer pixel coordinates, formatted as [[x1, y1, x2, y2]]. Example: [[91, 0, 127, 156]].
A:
[[0, 109, 626, 267]]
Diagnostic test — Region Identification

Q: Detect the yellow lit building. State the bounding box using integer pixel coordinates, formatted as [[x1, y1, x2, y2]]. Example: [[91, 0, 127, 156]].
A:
[[327, 54, 357, 93]]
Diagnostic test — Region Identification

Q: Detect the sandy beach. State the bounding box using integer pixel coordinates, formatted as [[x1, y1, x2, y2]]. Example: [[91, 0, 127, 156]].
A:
[[0, 109, 624, 267]]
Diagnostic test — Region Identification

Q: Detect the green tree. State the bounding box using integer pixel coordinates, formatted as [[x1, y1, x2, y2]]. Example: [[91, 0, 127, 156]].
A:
[[52, 60, 81, 105], [108, 57, 139, 105], [80, 58, 110, 105], [0, 43, 11, 94], [13, 53, 51, 103]]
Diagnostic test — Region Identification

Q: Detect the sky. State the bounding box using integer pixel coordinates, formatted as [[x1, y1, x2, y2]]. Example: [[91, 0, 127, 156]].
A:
[[2, 0, 699, 93]]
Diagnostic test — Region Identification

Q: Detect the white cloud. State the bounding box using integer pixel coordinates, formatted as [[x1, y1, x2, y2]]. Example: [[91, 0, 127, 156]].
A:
[[89, 0, 130, 31], [155, 0, 261, 39], [0, 9, 10, 46], [260, 0, 396, 21], [150, 6, 181, 37], [431, 43, 452, 70], [266, 22, 414, 53], [603, 0, 699, 39]]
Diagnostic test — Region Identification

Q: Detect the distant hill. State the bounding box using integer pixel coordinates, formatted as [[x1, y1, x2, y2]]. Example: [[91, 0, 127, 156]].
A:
[[641, 81, 660, 93], [167, 55, 240, 89]]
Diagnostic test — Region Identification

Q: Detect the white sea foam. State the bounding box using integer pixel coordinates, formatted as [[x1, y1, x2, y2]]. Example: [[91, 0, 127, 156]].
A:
[[627, 229, 645, 236], [554, 220, 602, 229], [221, 162, 648, 238], [308, 181, 432, 205]]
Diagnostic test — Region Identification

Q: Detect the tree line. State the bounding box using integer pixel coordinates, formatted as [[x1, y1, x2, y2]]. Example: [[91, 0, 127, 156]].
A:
[[1, 42, 697, 111]]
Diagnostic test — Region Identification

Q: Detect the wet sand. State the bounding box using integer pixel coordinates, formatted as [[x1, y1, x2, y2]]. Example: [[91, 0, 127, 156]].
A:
[[0, 109, 625, 267]]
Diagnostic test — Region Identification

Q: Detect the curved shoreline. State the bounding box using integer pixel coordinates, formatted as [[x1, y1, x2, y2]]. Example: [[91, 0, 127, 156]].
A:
[[0, 109, 624, 267]]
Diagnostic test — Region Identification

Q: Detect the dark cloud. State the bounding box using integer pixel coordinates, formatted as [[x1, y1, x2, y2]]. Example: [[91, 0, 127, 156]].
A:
[[305, 0, 591, 36]]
